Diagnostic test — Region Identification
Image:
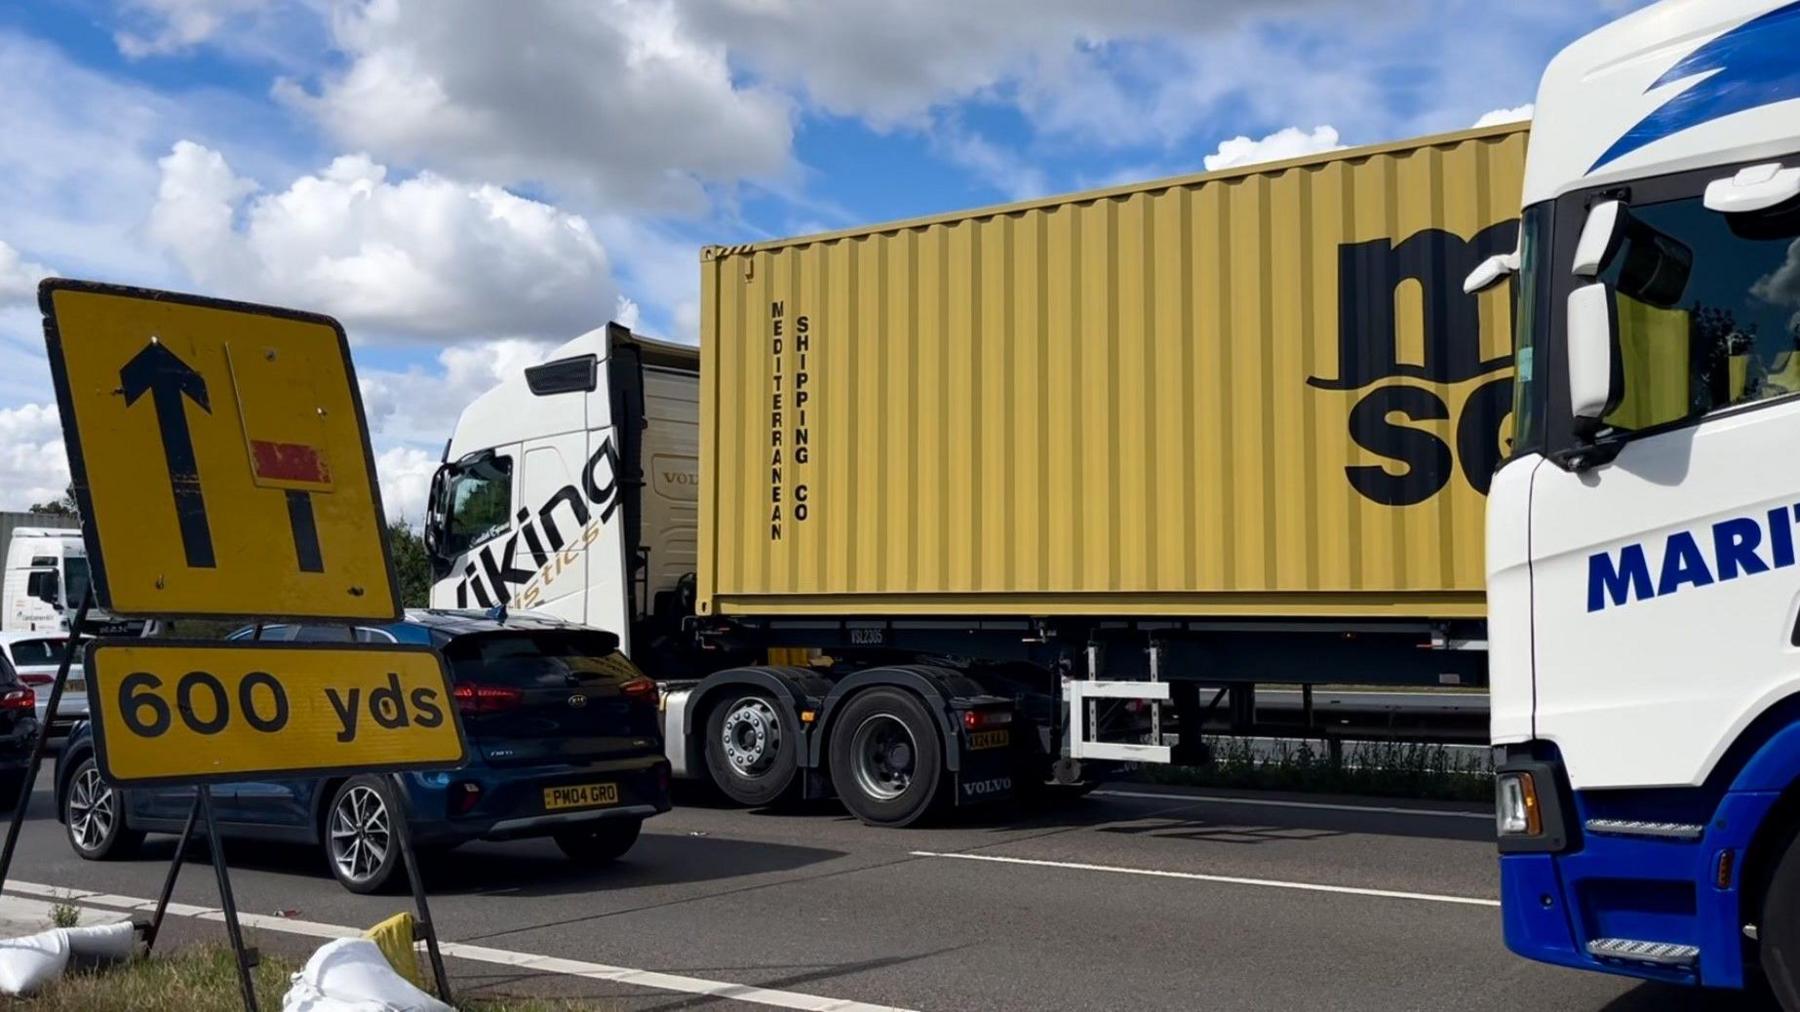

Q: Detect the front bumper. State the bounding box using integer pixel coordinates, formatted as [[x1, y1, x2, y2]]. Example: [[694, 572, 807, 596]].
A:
[[1495, 745, 1771, 990], [402, 753, 671, 847]]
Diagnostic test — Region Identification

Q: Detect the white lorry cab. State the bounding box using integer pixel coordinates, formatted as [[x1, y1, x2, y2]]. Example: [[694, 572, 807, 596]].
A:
[[3, 528, 90, 633], [1476, 0, 1800, 1002], [424, 323, 701, 672]]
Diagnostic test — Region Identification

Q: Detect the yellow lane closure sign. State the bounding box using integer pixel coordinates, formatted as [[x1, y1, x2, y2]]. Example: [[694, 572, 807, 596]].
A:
[[85, 641, 467, 787], [41, 280, 399, 621]]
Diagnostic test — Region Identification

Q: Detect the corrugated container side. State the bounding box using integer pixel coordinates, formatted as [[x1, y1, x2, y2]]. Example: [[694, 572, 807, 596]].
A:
[[700, 125, 1527, 619]]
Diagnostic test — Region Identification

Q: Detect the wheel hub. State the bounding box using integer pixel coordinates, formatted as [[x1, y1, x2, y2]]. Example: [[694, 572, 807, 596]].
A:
[[850, 714, 917, 802], [720, 698, 782, 776]]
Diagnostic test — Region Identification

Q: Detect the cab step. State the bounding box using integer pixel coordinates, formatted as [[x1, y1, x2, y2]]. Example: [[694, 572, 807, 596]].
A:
[[1583, 819, 1705, 841], [1585, 938, 1700, 967]]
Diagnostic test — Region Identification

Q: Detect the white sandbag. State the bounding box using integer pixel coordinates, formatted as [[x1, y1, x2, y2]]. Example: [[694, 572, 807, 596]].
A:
[[64, 920, 137, 961], [0, 927, 70, 996], [281, 937, 452, 1012]]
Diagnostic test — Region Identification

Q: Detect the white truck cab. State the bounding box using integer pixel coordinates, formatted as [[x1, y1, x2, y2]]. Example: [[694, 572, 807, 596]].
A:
[[3, 528, 90, 633], [423, 322, 700, 666], [1479, 0, 1800, 1001]]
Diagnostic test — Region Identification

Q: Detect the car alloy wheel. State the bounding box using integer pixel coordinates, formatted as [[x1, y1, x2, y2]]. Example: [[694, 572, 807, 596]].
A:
[[328, 784, 392, 886], [67, 765, 116, 853]]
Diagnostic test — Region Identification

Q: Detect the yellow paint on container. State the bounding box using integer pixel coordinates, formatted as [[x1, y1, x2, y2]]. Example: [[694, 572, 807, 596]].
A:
[[699, 125, 1529, 620]]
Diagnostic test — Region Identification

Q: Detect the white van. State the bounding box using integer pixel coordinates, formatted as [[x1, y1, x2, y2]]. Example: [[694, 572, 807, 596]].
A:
[[2, 528, 88, 633]]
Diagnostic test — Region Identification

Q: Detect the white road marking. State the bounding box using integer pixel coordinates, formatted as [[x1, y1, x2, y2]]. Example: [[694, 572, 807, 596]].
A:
[[6, 880, 911, 1011], [1092, 788, 1494, 821], [910, 850, 1500, 908]]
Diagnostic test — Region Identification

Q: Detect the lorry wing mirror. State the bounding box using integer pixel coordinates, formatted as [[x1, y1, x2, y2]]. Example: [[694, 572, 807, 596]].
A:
[[423, 463, 450, 560], [1463, 250, 1520, 294], [1704, 162, 1800, 214], [1572, 200, 1625, 278], [1567, 283, 1620, 438]]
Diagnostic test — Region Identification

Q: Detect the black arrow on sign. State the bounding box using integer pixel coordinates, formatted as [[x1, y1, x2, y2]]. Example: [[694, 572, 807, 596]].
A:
[[120, 340, 216, 568]]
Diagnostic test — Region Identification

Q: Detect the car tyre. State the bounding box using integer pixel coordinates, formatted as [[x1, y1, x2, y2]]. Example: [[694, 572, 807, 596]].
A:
[[325, 776, 405, 894], [553, 819, 642, 863], [704, 693, 798, 807], [827, 688, 945, 828], [64, 757, 142, 860]]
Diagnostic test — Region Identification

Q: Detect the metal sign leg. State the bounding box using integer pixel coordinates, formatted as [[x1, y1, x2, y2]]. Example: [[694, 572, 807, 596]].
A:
[[143, 791, 202, 954], [0, 591, 91, 892], [198, 785, 259, 1011], [388, 774, 453, 1004]]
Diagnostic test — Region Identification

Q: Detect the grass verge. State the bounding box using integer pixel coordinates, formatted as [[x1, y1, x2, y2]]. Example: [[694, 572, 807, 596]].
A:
[[12, 943, 603, 1010], [1137, 737, 1493, 803]]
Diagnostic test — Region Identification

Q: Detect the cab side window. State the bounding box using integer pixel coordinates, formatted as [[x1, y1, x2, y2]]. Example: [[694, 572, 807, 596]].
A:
[[444, 455, 514, 555]]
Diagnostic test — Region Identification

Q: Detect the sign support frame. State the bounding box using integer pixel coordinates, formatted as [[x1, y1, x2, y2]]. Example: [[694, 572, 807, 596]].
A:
[[0, 590, 91, 894], [143, 791, 201, 954], [198, 783, 260, 1011], [388, 772, 454, 1004]]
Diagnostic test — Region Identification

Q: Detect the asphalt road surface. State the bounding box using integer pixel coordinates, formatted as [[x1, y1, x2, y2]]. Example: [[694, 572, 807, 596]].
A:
[[0, 774, 1776, 1011]]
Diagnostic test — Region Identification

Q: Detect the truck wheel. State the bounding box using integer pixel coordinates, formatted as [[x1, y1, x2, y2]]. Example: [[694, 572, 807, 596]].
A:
[[828, 688, 944, 828], [1763, 828, 1800, 1008], [705, 693, 798, 807]]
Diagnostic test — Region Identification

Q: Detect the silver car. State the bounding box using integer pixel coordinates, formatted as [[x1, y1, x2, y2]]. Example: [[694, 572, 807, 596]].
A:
[[0, 633, 86, 733]]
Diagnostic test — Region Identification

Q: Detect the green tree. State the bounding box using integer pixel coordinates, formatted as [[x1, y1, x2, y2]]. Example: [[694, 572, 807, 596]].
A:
[[385, 520, 431, 608], [29, 485, 78, 518]]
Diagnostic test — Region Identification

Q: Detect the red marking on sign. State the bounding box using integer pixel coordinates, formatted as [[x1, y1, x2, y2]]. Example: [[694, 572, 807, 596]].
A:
[[250, 440, 329, 484]]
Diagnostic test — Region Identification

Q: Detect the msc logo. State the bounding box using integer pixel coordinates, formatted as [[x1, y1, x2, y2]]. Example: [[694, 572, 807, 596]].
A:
[[1588, 506, 1800, 612], [1312, 222, 1518, 505]]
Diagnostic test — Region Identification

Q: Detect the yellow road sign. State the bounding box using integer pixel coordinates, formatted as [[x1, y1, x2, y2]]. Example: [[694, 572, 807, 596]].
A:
[[85, 641, 467, 787], [41, 280, 399, 621]]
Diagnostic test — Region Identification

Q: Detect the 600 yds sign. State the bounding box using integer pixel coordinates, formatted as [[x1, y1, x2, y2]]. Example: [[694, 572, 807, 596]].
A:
[[85, 641, 468, 787]]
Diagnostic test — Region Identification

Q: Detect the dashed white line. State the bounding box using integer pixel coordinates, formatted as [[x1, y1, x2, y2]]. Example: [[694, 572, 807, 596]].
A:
[[5, 880, 912, 1011], [909, 850, 1500, 908], [1091, 788, 1494, 821]]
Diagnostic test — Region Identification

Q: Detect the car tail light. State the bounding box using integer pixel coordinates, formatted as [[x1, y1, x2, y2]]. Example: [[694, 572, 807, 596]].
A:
[[17, 674, 50, 687], [450, 781, 483, 816], [0, 687, 34, 711], [452, 683, 523, 714], [621, 677, 659, 706]]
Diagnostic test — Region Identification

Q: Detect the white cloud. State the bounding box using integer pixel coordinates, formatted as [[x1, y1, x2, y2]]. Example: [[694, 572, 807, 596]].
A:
[[1203, 126, 1344, 172], [148, 141, 616, 343], [114, 0, 264, 57], [0, 403, 70, 510], [933, 123, 1051, 203], [375, 444, 437, 527], [279, 0, 794, 210], [0, 241, 53, 306], [1473, 104, 1534, 127], [359, 338, 555, 448]]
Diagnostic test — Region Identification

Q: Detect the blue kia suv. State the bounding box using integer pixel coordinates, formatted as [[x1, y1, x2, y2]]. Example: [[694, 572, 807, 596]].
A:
[[56, 610, 671, 892]]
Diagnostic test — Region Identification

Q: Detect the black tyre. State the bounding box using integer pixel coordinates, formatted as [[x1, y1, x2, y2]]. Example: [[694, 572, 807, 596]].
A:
[[827, 688, 945, 828], [704, 693, 798, 807], [324, 776, 404, 894], [64, 757, 143, 860], [553, 819, 642, 863], [1764, 828, 1800, 1008]]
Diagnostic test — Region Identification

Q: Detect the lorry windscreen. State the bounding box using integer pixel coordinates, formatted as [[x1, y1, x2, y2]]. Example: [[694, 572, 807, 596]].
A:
[[1544, 171, 1800, 448]]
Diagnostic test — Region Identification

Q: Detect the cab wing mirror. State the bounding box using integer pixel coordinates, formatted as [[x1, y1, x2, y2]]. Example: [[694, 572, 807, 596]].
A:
[[1567, 283, 1620, 438], [1572, 200, 1625, 278], [1463, 251, 1520, 294]]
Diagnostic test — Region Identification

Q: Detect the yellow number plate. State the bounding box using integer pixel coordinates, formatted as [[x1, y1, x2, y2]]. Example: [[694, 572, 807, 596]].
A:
[[969, 729, 1010, 750], [544, 783, 619, 811]]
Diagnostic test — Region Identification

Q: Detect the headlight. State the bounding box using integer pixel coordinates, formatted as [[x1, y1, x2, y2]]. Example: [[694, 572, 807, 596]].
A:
[[1496, 772, 1542, 836]]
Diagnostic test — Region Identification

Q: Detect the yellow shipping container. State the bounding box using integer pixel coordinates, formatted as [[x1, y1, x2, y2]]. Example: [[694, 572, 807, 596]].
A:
[[699, 125, 1527, 621]]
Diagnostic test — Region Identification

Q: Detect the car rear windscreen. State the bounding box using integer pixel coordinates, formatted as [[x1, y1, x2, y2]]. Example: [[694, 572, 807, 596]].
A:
[[9, 638, 65, 667], [442, 631, 636, 688]]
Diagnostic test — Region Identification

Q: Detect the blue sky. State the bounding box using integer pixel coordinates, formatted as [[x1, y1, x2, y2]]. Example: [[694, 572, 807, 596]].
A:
[[0, 0, 1639, 516]]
